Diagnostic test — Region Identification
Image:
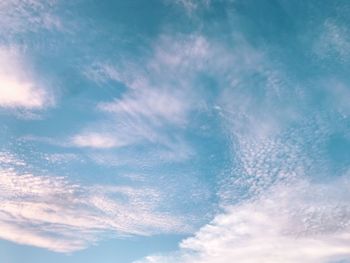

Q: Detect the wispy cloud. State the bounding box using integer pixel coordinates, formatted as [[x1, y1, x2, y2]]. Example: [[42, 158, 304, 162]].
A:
[[72, 35, 212, 153], [314, 19, 350, 62], [78, 33, 257, 154], [0, 155, 188, 253], [168, 0, 211, 13], [132, 22, 350, 262], [0, 0, 62, 35], [71, 132, 122, 149], [2, 1, 350, 261], [71, 86, 191, 150], [98, 88, 188, 126]]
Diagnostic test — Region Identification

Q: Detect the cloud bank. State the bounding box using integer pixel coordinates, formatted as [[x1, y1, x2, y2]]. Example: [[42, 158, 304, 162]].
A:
[[136, 176, 350, 263]]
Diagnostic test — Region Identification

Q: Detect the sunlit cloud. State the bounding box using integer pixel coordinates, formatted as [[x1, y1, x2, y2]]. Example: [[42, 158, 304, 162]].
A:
[[0, 46, 54, 110], [135, 177, 350, 263], [132, 19, 350, 262], [0, 155, 189, 253], [71, 132, 122, 149]]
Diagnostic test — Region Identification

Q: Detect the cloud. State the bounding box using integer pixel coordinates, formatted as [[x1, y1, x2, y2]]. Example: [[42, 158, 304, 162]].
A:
[[72, 35, 212, 152], [98, 88, 188, 126], [0, 46, 54, 110], [0, 154, 189, 253], [41, 153, 81, 165], [79, 33, 254, 153], [132, 26, 350, 262], [74, 25, 350, 262], [0, 151, 26, 166], [314, 19, 350, 63], [135, 177, 350, 263], [87, 138, 194, 166], [71, 132, 122, 149], [168, 0, 211, 13], [0, 0, 62, 35]]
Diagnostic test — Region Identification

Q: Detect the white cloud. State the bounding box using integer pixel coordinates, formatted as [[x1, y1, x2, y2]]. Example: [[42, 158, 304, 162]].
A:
[[87, 139, 194, 167], [74, 35, 212, 152], [131, 29, 350, 262], [0, 151, 26, 166], [71, 132, 122, 149], [0, 46, 54, 110], [0, 0, 61, 115], [98, 88, 189, 126], [0, 76, 46, 109], [0, 166, 188, 253], [135, 177, 350, 263]]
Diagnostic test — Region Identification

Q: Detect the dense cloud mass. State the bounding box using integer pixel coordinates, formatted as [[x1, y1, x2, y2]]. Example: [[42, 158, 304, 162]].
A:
[[137, 177, 350, 263]]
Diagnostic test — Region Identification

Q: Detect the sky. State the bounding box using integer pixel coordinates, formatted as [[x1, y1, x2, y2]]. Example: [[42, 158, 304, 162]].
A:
[[1, 0, 350, 262]]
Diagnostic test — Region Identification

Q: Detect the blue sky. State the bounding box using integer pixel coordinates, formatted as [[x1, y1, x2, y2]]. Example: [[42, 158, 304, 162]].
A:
[[1, 1, 350, 262]]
